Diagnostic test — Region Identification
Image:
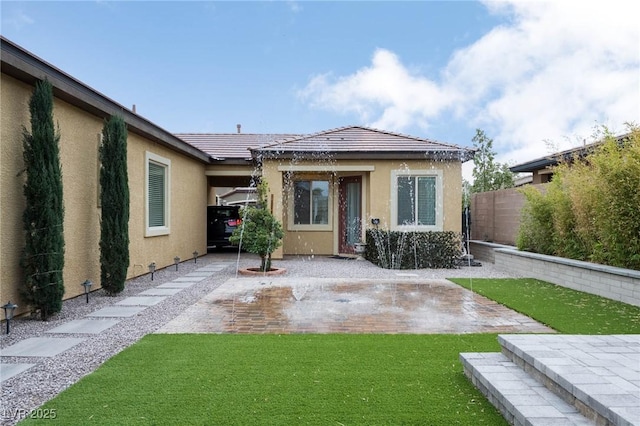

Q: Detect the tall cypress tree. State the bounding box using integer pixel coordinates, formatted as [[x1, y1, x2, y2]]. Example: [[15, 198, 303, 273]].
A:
[[99, 115, 130, 294], [21, 79, 65, 320]]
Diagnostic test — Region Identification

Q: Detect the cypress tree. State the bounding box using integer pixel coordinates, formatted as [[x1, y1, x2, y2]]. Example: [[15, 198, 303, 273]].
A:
[[99, 115, 130, 294], [21, 79, 65, 320]]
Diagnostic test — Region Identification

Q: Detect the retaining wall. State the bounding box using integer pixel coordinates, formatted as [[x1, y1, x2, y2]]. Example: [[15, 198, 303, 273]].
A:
[[491, 247, 640, 307]]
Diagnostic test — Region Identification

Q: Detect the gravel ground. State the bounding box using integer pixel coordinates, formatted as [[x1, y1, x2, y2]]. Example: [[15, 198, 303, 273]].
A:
[[0, 251, 516, 425]]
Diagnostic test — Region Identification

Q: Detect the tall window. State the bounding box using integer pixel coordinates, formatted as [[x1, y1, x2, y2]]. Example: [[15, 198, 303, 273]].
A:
[[397, 176, 436, 226], [293, 180, 329, 226], [392, 170, 442, 231], [145, 152, 170, 236]]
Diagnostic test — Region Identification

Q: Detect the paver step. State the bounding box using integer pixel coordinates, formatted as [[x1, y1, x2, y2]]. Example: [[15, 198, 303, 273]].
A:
[[460, 352, 595, 426], [498, 334, 640, 426]]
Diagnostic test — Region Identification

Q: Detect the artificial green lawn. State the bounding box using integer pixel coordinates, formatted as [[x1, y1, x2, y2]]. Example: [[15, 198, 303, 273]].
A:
[[21, 278, 640, 424], [449, 278, 640, 334], [22, 334, 506, 425]]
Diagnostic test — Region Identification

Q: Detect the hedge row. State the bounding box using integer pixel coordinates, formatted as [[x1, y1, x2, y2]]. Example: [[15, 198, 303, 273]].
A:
[[364, 229, 462, 269], [517, 127, 640, 271]]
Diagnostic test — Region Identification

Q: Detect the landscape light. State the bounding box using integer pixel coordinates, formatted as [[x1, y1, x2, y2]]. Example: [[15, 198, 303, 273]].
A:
[[82, 280, 93, 303], [149, 262, 156, 281], [2, 301, 18, 334]]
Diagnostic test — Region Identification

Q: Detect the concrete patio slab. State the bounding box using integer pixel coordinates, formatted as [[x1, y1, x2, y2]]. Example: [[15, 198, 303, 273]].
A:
[[0, 363, 36, 382], [157, 281, 197, 289], [1, 337, 85, 357], [46, 318, 120, 334], [116, 296, 166, 306], [197, 263, 232, 272], [87, 306, 146, 317], [184, 272, 215, 277], [171, 276, 208, 282], [139, 288, 183, 296]]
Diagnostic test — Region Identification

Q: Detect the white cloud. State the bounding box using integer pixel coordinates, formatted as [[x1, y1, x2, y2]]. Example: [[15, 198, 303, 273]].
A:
[[298, 1, 639, 168], [2, 9, 35, 30], [298, 49, 453, 132]]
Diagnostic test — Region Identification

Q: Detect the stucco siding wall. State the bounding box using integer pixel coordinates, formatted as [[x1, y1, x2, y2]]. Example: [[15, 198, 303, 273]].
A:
[[260, 158, 463, 257], [369, 160, 462, 233], [53, 97, 103, 300], [1, 74, 103, 313], [126, 135, 207, 277], [1, 73, 207, 316], [1, 75, 33, 312]]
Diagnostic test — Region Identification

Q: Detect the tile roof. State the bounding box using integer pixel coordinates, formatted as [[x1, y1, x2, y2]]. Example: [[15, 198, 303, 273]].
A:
[[252, 125, 474, 161], [175, 133, 301, 161], [176, 126, 475, 162]]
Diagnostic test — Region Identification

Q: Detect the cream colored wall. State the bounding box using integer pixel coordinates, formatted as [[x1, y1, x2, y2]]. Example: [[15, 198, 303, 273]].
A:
[[128, 136, 207, 276], [1, 73, 207, 316], [369, 160, 463, 233], [260, 158, 463, 257], [260, 163, 285, 258], [1, 75, 34, 315], [1, 74, 103, 315]]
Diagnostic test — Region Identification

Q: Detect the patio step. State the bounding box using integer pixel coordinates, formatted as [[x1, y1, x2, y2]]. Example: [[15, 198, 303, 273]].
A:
[[460, 334, 640, 426]]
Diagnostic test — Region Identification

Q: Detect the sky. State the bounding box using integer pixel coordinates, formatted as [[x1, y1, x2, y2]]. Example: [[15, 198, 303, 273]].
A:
[[2, 1, 638, 181]]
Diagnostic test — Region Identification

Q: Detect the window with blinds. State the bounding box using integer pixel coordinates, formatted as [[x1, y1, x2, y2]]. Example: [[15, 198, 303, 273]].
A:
[[397, 176, 436, 226], [145, 152, 170, 236], [148, 162, 166, 227], [391, 169, 442, 231]]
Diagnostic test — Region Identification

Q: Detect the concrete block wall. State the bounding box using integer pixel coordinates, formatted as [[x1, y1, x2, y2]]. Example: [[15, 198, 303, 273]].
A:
[[469, 241, 514, 263], [494, 248, 640, 307]]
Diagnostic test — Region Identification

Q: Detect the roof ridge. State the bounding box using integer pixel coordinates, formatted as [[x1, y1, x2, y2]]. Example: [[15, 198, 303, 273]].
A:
[[252, 125, 472, 151]]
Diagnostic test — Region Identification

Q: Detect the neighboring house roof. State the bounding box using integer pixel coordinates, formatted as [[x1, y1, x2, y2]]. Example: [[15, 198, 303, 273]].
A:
[[510, 133, 631, 173], [250, 125, 475, 162], [175, 133, 301, 162], [1, 36, 211, 164]]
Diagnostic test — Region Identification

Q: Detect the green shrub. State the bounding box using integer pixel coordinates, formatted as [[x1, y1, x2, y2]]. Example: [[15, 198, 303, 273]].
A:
[[516, 185, 554, 255], [517, 126, 640, 270], [21, 79, 65, 320], [99, 115, 130, 295], [229, 181, 284, 272], [364, 229, 461, 269]]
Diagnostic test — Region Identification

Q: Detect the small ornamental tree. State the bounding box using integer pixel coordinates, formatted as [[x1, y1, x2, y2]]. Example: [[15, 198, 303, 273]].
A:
[[21, 79, 65, 320], [99, 115, 130, 295], [229, 181, 284, 272]]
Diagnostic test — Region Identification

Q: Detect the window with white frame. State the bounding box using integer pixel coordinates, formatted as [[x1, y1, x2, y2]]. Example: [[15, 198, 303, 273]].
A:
[[290, 179, 331, 230], [391, 170, 443, 231], [145, 152, 170, 236]]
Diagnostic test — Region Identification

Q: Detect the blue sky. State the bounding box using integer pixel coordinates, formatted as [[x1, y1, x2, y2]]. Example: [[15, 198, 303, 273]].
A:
[[2, 1, 638, 180]]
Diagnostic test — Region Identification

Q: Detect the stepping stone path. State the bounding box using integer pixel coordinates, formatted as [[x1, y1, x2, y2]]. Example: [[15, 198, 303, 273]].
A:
[[0, 262, 227, 383]]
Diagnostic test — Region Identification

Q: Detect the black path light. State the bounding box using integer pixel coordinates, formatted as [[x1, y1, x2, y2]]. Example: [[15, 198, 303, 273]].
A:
[[193, 250, 198, 263], [149, 262, 156, 281], [2, 301, 18, 334], [174, 256, 180, 271], [82, 280, 93, 303]]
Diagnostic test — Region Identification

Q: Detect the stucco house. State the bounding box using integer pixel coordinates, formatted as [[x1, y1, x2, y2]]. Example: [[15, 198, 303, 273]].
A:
[[1, 37, 210, 316], [179, 126, 474, 257], [1, 36, 473, 316]]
